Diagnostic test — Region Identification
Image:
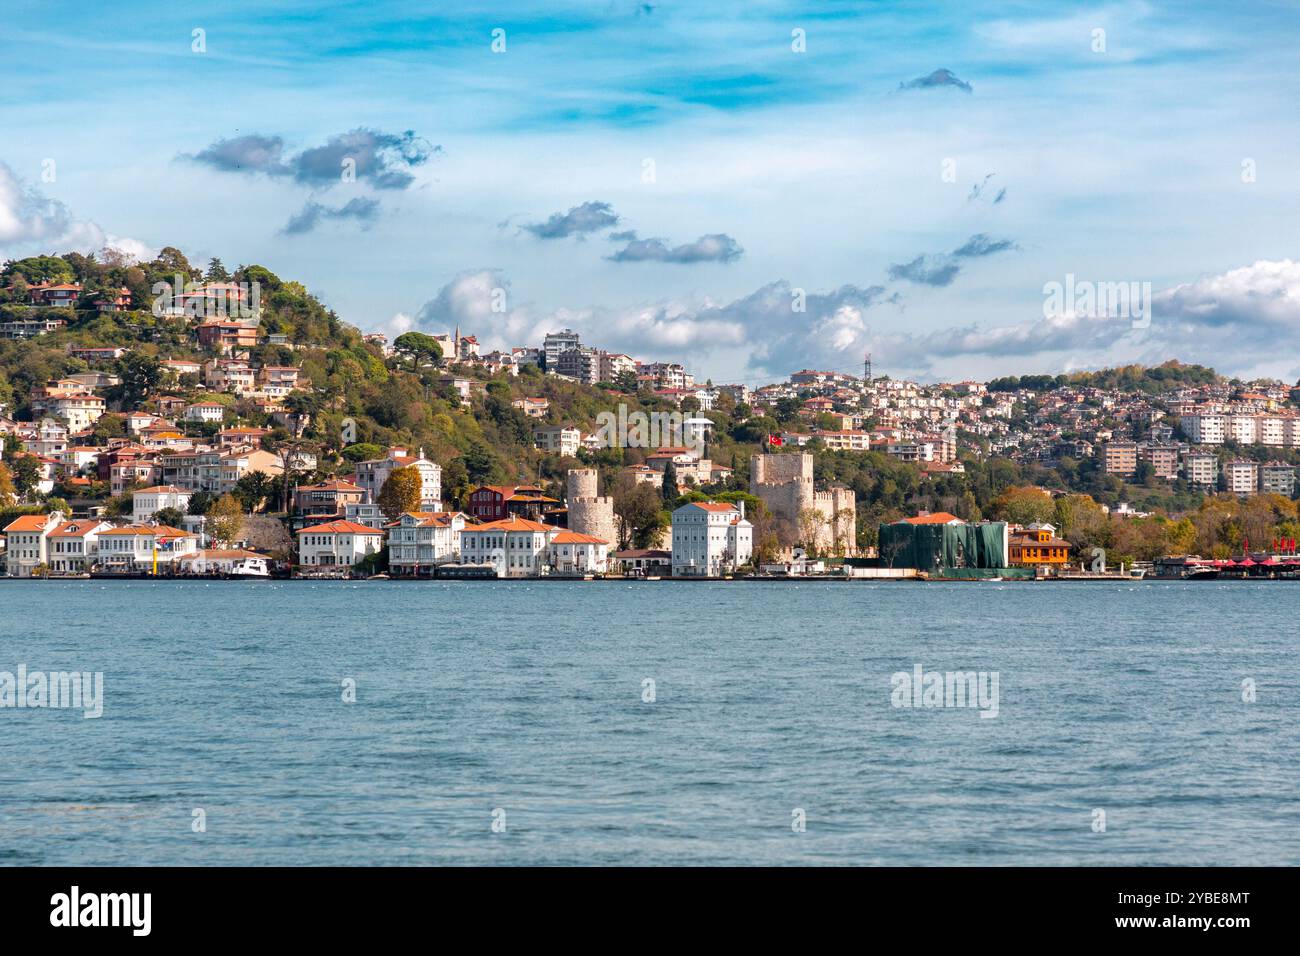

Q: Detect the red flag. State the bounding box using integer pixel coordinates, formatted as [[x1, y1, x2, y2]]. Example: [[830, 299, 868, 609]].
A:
[[767, 434, 784, 447]]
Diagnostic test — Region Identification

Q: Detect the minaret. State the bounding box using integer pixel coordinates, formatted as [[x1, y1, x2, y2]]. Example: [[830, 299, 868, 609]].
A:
[[454, 324, 460, 359]]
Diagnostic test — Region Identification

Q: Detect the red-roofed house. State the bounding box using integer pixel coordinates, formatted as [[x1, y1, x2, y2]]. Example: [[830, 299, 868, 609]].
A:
[[670, 501, 753, 576], [3, 512, 64, 577], [296, 520, 383, 568], [47, 519, 115, 574], [387, 511, 471, 574]]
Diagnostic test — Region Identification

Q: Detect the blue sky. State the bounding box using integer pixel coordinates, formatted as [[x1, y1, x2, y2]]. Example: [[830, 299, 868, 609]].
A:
[[3, 0, 1300, 383]]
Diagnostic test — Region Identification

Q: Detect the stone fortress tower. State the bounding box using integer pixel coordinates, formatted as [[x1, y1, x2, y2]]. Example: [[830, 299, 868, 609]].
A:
[[566, 469, 618, 547], [750, 452, 856, 556]]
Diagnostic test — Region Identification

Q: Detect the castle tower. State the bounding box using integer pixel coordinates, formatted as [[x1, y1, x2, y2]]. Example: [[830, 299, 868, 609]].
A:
[[566, 469, 617, 547]]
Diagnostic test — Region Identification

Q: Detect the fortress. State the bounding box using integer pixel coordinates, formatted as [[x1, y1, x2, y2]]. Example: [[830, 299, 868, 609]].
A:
[[750, 452, 857, 556], [566, 469, 618, 547]]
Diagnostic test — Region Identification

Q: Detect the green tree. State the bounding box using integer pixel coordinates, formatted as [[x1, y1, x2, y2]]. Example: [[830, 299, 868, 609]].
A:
[[233, 470, 276, 512], [377, 465, 422, 520], [153, 506, 186, 528], [392, 331, 444, 370], [10, 455, 42, 500], [613, 478, 670, 549], [660, 460, 678, 505], [116, 353, 163, 406]]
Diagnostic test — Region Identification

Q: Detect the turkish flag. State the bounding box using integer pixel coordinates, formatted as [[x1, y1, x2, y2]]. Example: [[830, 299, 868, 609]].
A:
[[768, 434, 783, 446]]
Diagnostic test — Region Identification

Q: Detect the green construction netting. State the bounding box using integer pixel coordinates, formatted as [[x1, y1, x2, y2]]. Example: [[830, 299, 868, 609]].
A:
[[877, 521, 1007, 569]]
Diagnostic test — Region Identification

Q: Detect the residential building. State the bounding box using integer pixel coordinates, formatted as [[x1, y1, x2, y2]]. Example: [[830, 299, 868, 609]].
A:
[[47, 520, 114, 574], [342, 502, 386, 529], [353, 447, 442, 511], [1008, 523, 1073, 568], [197, 320, 259, 353], [511, 397, 549, 418], [1141, 443, 1182, 480], [132, 485, 193, 522], [466, 484, 556, 523], [184, 401, 226, 423], [44, 393, 106, 431], [542, 328, 581, 370], [296, 520, 384, 568], [387, 511, 469, 574], [533, 425, 582, 457], [1183, 451, 1218, 488], [1226, 458, 1259, 496], [1102, 441, 1139, 477], [1180, 414, 1227, 445], [459, 517, 554, 578], [2, 513, 64, 577], [294, 479, 366, 518], [670, 501, 753, 577], [547, 530, 609, 574], [96, 525, 199, 572], [1260, 462, 1296, 497], [812, 429, 870, 451]]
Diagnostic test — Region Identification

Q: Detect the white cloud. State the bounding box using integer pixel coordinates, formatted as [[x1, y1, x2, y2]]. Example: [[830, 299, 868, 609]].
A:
[[407, 258, 1300, 383], [0, 161, 152, 259]]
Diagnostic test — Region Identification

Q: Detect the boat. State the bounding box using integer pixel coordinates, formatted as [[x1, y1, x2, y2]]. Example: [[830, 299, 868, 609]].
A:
[[229, 557, 271, 578]]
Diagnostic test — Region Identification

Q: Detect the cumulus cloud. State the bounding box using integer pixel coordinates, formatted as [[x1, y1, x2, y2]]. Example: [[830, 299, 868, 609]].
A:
[[522, 201, 621, 239], [862, 259, 1300, 378], [0, 161, 150, 257], [401, 258, 1300, 384], [281, 197, 380, 235], [187, 128, 438, 190], [415, 269, 513, 331], [899, 68, 973, 93], [608, 233, 743, 264]]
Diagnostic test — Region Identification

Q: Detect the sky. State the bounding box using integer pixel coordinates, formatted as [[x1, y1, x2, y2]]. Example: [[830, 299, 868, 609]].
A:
[[2, 0, 1300, 385]]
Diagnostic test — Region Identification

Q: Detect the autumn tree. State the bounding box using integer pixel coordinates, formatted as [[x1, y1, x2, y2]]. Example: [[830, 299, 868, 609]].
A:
[[377, 465, 422, 520], [990, 485, 1055, 526], [206, 493, 245, 546], [0, 462, 16, 507]]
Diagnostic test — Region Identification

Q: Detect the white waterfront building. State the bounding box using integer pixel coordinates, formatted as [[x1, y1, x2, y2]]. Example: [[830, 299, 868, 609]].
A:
[[670, 501, 753, 577]]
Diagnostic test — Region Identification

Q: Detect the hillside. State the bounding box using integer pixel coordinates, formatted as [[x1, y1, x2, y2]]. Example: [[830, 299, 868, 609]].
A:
[[4, 246, 1300, 565]]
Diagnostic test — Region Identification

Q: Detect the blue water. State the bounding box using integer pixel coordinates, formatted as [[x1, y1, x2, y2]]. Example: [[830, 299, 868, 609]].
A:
[[1, 580, 1297, 866]]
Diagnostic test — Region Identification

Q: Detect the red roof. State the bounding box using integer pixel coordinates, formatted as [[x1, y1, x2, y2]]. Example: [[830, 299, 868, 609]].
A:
[[297, 520, 381, 536], [551, 530, 608, 545], [3, 514, 55, 533], [466, 517, 554, 533], [901, 512, 962, 525]]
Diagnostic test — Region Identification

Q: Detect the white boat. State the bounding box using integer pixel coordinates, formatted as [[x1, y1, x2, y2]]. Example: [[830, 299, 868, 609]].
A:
[[228, 557, 270, 578]]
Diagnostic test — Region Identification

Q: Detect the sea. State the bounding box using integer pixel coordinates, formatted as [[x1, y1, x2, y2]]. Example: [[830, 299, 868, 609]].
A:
[[1, 579, 1297, 866]]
